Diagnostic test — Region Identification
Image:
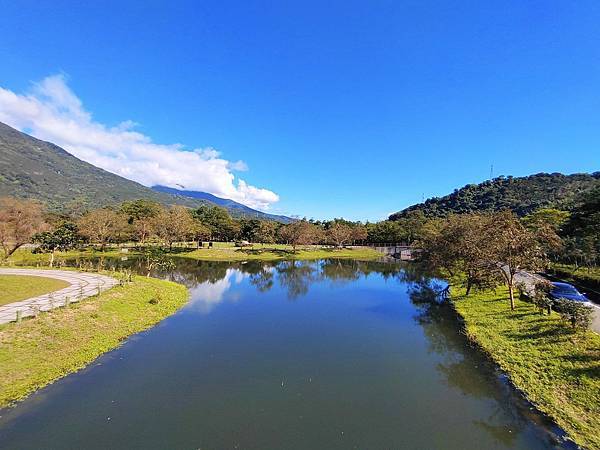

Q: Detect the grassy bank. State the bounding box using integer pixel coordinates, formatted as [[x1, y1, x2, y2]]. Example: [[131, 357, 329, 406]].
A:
[[0, 276, 189, 408], [3, 245, 383, 266], [452, 286, 600, 449], [0, 275, 69, 306], [549, 263, 600, 290]]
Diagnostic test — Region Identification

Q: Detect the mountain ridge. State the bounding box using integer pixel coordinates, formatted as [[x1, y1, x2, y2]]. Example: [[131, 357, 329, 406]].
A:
[[390, 172, 600, 220], [0, 121, 291, 222]]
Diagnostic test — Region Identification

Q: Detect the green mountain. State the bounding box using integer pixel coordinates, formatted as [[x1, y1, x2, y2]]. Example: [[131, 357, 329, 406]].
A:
[[0, 121, 289, 221], [390, 172, 600, 220]]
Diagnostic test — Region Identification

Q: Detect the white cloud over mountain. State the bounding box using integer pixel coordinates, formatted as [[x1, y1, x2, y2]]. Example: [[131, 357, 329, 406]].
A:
[[0, 75, 279, 210]]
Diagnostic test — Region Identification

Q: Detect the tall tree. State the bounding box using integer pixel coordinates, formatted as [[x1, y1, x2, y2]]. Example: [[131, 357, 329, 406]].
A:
[[120, 199, 162, 243], [33, 222, 80, 267], [0, 197, 48, 258], [191, 205, 240, 241], [154, 206, 198, 250], [327, 222, 354, 247], [488, 210, 560, 310], [77, 208, 128, 250], [278, 220, 320, 250]]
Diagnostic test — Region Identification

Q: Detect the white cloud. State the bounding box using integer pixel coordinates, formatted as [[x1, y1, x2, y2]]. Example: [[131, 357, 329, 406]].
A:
[[187, 269, 247, 314], [0, 74, 279, 210]]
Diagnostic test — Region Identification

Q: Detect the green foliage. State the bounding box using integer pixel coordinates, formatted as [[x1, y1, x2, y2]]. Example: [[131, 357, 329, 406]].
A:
[[453, 286, 600, 450], [33, 222, 80, 253], [390, 172, 600, 220], [120, 199, 162, 223], [0, 276, 188, 408], [0, 275, 69, 306], [191, 205, 240, 241], [530, 280, 553, 315], [561, 186, 600, 266], [554, 299, 594, 331]]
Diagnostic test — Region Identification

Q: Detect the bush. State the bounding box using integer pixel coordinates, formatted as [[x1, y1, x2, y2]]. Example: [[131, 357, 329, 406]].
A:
[[531, 280, 553, 315], [554, 299, 594, 331]]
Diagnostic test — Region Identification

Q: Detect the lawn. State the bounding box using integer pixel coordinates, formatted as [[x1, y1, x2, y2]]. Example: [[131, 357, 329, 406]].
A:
[[4, 245, 384, 265], [0, 275, 69, 306], [0, 275, 189, 408], [452, 286, 600, 450]]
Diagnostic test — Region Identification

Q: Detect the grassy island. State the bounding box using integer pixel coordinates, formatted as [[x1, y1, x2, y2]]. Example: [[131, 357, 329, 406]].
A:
[[0, 275, 188, 408], [452, 287, 600, 450]]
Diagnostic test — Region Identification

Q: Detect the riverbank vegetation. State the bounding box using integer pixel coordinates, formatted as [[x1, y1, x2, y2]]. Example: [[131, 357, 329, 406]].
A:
[[0, 275, 69, 306], [0, 275, 188, 408], [452, 286, 600, 450]]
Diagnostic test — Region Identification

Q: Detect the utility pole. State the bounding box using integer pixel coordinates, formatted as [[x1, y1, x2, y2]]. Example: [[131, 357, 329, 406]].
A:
[[490, 164, 494, 180]]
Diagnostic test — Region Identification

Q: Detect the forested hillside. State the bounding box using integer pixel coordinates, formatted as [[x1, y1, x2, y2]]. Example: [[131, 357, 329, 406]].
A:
[[390, 172, 600, 219]]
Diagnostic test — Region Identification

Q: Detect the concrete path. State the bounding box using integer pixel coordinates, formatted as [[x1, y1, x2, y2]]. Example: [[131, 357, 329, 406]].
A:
[[514, 270, 600, 334], [0, 269, 118, 325]]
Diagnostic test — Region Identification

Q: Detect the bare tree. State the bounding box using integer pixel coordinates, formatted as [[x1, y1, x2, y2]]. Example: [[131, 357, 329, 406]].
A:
[[0, 197, 48, 258]]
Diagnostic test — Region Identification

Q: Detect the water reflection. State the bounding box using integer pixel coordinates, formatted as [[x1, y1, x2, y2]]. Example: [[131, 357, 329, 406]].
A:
[[2, 257, 575, 449], [406, 281, 573, 449]]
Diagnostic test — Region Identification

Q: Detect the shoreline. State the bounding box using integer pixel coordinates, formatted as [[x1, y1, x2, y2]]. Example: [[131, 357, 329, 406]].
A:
[[0, 275, 189, 408], [450, 286, 600, 449]]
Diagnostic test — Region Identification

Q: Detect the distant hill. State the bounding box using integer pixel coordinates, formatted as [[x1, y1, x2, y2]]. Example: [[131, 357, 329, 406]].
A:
[[390, 172, 600, 220], [152, 186, 294, 223], [0, 121, 290, 221]]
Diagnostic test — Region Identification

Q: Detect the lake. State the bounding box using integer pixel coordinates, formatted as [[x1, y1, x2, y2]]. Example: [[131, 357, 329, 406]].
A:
[[0, 258, 572, 449]]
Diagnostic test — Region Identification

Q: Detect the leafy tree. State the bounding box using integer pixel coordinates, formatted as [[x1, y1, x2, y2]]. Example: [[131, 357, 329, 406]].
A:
[[154, 206, 198, 250], [351, 224, 368, 243], [327, 222, 354, 247], [0, 197, 48, 258], [32, 222, 80, 267], [366, 220, 406, 243], [191, 205, 240, 241], [531, 280, 554, 315], [418, 214, 502, 295], [488, 211, 560, 310], [562, 186, 600, 267], [522, 208, 570, 232], [278, 220, 320, 250], [120, 199, 162, 243], [554, 299, 594, 331], [77, 208, 128, 250], [254, 221, 278, 244]]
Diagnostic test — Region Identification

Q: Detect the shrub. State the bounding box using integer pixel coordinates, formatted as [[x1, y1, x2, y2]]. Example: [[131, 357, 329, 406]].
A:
[[554, 299, 594, 331]]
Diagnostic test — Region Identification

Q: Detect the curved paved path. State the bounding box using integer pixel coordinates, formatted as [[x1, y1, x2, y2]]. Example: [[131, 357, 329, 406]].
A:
[[0, 269, 118, 325]]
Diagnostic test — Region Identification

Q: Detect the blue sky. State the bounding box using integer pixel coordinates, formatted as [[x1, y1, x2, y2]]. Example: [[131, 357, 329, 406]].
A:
[[1, 1, 599, 220]]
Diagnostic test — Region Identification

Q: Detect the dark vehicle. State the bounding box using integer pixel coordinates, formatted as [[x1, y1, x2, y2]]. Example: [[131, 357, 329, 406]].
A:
[[549, 282, 589, 303]]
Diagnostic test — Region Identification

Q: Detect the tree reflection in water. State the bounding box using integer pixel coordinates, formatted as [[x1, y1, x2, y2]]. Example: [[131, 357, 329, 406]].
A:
[[407, 279, 571, 449]]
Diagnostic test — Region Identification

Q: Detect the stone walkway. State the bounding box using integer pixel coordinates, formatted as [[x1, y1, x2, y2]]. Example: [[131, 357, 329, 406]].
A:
[[0, 269, 118, 325]]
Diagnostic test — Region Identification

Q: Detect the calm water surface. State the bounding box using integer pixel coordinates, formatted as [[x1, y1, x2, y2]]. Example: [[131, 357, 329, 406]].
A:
[[0, 259, 572, 449]]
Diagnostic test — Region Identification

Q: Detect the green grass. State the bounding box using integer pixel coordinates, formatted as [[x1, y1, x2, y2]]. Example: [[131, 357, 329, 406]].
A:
[[549, 263, 600, 289], [174, 246, 383, 261], [4, 245, 384, 265], [0, 275, 69, 306], [0, 275, 189, 408], [452, 286, 600, 449]]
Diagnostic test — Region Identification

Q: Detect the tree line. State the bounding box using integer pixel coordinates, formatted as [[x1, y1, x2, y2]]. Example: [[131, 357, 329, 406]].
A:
[[416, 209, 595, 329], [0, 197, 373, 258]]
